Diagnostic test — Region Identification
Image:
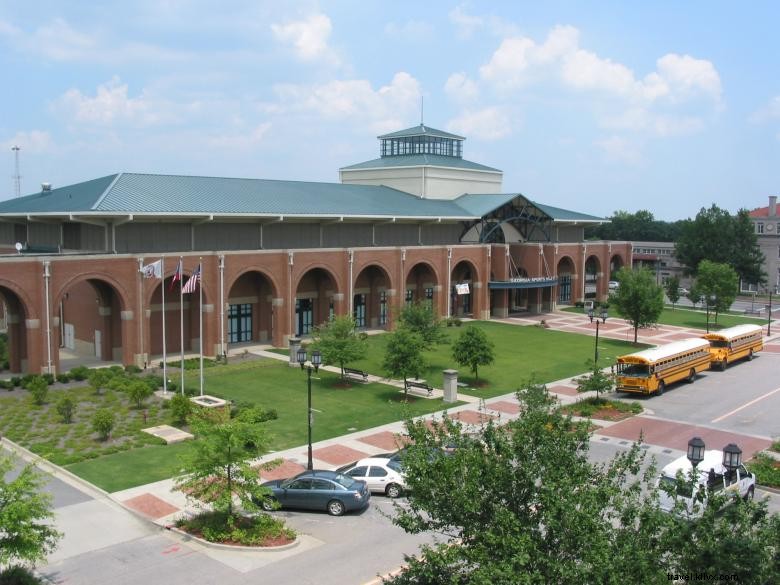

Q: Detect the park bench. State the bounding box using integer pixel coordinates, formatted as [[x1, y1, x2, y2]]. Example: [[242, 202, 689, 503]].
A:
[[343, 367, 369, 383], [404, 379, 433, 397]]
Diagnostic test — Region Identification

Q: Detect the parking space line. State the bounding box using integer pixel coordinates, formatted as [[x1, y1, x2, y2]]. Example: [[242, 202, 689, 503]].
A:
[[711, 386, 780, 423]]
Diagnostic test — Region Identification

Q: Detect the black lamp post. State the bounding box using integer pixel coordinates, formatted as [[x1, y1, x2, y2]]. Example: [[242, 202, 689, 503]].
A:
[[768, 289, 774, 336], [687, 436, 705, 471], [722, 443, 742, 482], [705, 294, 716, 333], [297, 347, 322, 470], [588, 307, 608, 363]]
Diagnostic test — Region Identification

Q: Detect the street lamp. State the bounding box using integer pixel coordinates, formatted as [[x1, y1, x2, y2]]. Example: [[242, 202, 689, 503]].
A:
[[767, 288, 775, 336], [722, 443, 742, 482], [297, 347, 322, 470], [587, 307, 608, 363], [705, 294, 716, 333], [687, 436, 706, 471]]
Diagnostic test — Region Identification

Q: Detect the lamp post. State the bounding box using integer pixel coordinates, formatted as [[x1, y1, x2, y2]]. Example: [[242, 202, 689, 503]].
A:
[[687, 436, 705, 471], [722, 443, 742, 483], [705, 294, 716, 333], [297, 347, 322, 470], [587, 307, 608, 363], [768, 289, 774, 336]]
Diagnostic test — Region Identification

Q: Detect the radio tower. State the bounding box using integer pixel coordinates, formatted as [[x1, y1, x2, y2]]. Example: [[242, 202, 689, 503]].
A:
[[12, 145, 21, 198]]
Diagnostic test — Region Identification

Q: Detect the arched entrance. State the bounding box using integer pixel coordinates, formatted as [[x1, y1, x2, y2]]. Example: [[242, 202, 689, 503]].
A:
[[557, 257, 576, 304], [57, 278, 125, 369], [226, 270, 278, 345], [584, 255, 600, 300], [0, 286, 29, 374], [405, 262, 438, 310], [295, 267, 339, 336], [610, 255, 625, 280], [353, 264, 392, 329], [450, 260, 477, 317], [147, 271, 210, 358]]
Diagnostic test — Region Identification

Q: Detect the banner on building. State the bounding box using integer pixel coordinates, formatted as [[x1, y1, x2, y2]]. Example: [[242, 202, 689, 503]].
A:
[[455, 283, 470, 295]]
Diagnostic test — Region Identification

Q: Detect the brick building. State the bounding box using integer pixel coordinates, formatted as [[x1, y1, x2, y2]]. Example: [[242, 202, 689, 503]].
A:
[[0, 125, 631, 374]]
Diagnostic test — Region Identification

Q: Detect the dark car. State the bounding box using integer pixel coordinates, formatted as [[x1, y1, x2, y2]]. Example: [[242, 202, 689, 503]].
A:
[[257, 470, 370, 516]]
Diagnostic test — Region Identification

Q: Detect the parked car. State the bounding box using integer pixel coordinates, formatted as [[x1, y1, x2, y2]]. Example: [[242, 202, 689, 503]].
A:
[[657, 450, 755, 517], [338, 457, 407, 498], [677, 287, 689, 295], [608, 281, 619, 291], [257, 470, 370, 516]]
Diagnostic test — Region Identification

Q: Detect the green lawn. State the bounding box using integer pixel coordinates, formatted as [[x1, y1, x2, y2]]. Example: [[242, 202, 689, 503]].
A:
[[563, 306, 766, 331], [299, 321, 645, 399]]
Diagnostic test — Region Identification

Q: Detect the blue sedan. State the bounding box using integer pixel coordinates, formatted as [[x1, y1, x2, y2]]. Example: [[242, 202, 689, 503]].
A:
[[258, 470, 370, 516]]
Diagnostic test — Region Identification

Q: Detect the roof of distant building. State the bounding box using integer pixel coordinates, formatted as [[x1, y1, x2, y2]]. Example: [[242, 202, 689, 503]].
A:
[[340, 154, 500, 172], [377, 124, 464, 140]]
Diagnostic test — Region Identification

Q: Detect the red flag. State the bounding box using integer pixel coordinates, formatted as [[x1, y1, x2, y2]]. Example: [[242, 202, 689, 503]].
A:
[[170, 259, 182, 291], [182, 264, 201, 294]]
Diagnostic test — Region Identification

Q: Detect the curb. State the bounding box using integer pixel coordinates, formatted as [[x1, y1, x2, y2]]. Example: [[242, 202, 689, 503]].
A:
[[164, 524, 301, 552]]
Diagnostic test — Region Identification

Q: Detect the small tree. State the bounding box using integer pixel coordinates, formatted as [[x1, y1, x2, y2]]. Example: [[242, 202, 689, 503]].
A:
[[609, 267, 664, 343], [687, 282, 703, 308], [383, 328, 426, 399], [664, 276, 681, 308], [451, 325, 495, 382], [0, 455, 62, 567], [55, 394, 76, 423], [127, 379, 153, 409], [88, 368, 113, 395], [175, 415, 273, 519], [311, 315, 368, 381], [574, 360, 615, 400], [695, 259, 739, 326], [92, 409, 115, 440], [26, 376, 49, 406], [398, 302, 445, 348], [170, 393, 192, 425]]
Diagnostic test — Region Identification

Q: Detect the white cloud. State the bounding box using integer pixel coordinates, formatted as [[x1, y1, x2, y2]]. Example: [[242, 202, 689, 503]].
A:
[[448, 4, 517, 39], [447, 107, 511, 141], [273, 72, 421, 133], [444, 72, 479, 104], [206, 123, 272, 150], [600, 108, 704, 136], [749, 95, 780, 123], [1, 130, 53, 154], [656, 53, 722, 102], [271, 13, 339, 64], [594, 135, 643, 165], [384, 20, 434, 40]]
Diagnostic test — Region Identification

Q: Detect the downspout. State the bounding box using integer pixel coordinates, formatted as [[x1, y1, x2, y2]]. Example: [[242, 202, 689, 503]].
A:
[[288, 252, 294, 337], [348, 249, 354, 317], [43, 260, 53, 374], [138, 257, 144, 367], [219, 254, 225, 358], [446, 247, 452, 317]]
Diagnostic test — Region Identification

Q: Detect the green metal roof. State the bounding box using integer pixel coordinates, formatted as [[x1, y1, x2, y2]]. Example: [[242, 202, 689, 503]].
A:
[[378, 124, 464, 140], [0, 173, 473, 219], [340, 154, 500, 172], [532, 201, 604, 222]]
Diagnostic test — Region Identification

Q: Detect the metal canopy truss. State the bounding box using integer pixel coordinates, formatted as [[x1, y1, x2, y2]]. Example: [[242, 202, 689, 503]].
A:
[[461, 198, 554, 243]]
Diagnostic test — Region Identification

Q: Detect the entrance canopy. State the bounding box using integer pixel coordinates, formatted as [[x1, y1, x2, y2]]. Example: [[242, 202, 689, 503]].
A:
[[488, 277, 558, 290]]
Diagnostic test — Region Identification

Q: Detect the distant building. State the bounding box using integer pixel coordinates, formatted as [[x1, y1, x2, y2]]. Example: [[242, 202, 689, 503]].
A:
[[748, 195, 780, 292], [630, 241, 690, 289]]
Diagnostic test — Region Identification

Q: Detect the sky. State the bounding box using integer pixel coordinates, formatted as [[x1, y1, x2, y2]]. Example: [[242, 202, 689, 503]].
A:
[[1, 1, 778, 221]]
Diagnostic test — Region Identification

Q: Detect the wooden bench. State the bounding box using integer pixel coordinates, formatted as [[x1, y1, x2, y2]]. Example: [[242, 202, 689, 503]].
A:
[[343, 367, 369, 383], [404, 379, 433, 397]]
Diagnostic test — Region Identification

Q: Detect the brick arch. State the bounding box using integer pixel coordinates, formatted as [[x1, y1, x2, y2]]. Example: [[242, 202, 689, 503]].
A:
[[404, 260, 441, 286], [55, 272, 131, 313], [0, 281, 34, 374], [0, 278, 36, 320], [353, 259, 394, 289], [143, 264, 214, 306], [224, 268, 280, 346], [293, 262, 342, 295], [293, 264, 343, 336], [227, 267, 281, 299], [353, 262, 394, 330], [450, 258, 480, 318]]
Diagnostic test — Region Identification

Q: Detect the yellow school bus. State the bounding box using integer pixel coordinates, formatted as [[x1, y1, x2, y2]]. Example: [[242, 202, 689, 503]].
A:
[[702, 324, 763, 370], [615, 338, 712, 396]]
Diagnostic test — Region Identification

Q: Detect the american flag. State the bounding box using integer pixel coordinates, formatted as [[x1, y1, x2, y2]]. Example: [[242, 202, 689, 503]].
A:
[[170, 259, 183, 291], [182, 263, 201, 294]]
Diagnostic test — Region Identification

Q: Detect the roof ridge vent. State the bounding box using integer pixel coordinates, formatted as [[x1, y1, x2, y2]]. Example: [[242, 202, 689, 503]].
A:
[[41, 182, 52, 192]]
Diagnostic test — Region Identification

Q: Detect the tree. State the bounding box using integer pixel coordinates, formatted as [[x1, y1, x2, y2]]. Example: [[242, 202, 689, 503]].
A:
[[127, 379, 153, 409], [695, 260, 739, 325], [675, 205, 766, 285], [664, 276, 680, 308], [174, 415, 273, 519], [398, 301, 445, 348], [687, 282, 703, 308], [26, 376, 48, 406], [92, 409, 115, 440], [387, 381, 669, 584], [383, 328, 426, 399], [55, 394, 76, 423], [0, 455, 61, 567], [609, 267, 664, 343], [169, 393, 192, 425], [585, 209, 683, 242], [88, 368, 113, 395], [311, 315, 367, 381], [574, 360, 614, 400], [451, 325, 495, 382]]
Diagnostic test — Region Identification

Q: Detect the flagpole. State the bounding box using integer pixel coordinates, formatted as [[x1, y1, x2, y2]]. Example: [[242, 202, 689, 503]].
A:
[[199, 258, 204, 396], [180, 257, 185, 395], [161, 257, 168, 395]]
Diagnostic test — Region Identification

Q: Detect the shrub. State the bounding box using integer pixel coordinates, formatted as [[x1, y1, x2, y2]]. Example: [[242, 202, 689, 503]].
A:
[[236, 405, 278, 424], [10, 376, 21, 388], [56, 394, 76, 423], [125, 364, 142, 374], [69, 366, 90, 381], [42, 373, 55, 385], [175, 510, 295, 546], [169, 393, 192, 425], [144, 374, 164, 389], [127, 380, 153, 409], [91, 409, 115, 440], [0, 379, 12, 390], [27, 376, 49, 405], [56, 373, 71, 384], [0, 565, 45, 585], [746, 453, 780, 488]]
